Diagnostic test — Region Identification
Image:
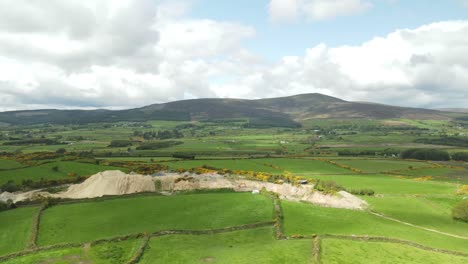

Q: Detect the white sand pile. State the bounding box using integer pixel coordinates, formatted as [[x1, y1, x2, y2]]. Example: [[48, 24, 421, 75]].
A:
[[6, 170, 367, 210], [0, 192, 15, 203], [233, 180, 367, 210], [60, 170, 155, 199], [1, 190, 51, 203], [159, 174, 367, 210]]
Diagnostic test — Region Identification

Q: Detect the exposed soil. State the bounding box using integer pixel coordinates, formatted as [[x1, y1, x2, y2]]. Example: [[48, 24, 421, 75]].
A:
[[1, 171, 368, 210]]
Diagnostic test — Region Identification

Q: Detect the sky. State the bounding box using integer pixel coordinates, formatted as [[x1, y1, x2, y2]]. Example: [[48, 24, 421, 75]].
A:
[[0, 0, 467, 111]]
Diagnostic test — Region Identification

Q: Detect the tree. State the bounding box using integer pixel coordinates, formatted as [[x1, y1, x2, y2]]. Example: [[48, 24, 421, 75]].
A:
[[52, 166, 59, 172], [55, 148, 66, 154], [452, 152, 468, 162], [1, 180, 19, 192], [452, 200, 468, 223]]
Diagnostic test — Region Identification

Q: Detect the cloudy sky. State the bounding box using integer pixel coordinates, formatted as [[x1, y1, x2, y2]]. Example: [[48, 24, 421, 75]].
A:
[[0, 0, 467, 111]]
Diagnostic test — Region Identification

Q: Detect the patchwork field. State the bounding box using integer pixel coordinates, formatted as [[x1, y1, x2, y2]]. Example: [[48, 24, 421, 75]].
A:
[[0, 161, 125, 185], [140, 227, 312, 264], [1, 117, 468, 263], [0, 207, 38, 256], [282, 201, 468, 254], [2, 239, 142, 264], [38, 193, 273, 246], [320, 239, 468, 264]]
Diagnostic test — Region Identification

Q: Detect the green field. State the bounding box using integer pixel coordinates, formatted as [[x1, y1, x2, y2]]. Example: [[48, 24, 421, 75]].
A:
[[320, 239, 468, 264], [311, 174, 457, 195], [1, 116, 468, 263], [334, 159, 432, 173], [0, 161, 125, 185], [140, 227, 312, 264], [38, 193, 273, 245], [364, 196, 468, 237], [2, 239, 141, 264], [161, 158, 353, 175], [0, 159, 24, 170], [282, 201, 468, 254], [0, 207, 38, 256]]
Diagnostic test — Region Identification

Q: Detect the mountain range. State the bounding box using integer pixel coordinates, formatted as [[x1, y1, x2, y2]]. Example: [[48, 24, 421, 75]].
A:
[[0, 93, 464, 127]]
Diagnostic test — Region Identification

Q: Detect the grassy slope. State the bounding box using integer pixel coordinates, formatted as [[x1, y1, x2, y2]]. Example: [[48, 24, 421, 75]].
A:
[[0, 207, 38, 256], [321, 238, 468, 264], [38, 193, 273, 245], [2, 239, 141, 264], [282, 201, 468, 254], [140, 227, 312, 264]]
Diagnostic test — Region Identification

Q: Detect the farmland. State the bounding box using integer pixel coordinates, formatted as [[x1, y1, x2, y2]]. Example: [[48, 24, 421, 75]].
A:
[[1, 117, 468, 263]]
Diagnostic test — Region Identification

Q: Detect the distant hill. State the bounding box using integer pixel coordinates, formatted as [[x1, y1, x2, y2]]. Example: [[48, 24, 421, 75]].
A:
[[437, 108, 468, 113], [0, 93, 463, 127]]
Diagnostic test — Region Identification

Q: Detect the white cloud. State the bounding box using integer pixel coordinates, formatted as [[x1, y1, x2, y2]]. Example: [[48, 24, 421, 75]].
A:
[[268, 0, 300, 23], [210, 21, 468, 108], [0, 0, 255, 110], [268, 0, 372, 22], [0, 1, 467, 111]]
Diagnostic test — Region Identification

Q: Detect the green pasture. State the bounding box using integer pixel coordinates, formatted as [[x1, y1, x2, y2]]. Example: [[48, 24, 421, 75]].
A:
[[0, 161, 125, 185], [2, 239, 141, 264], [161, 158, 352, 175], [399, 167, 468, 183], [334, 159, 432, 173], [364, 196, 468, 237], [282, 201, 468, 254], [0, 207, 38, 256], [311, 174, 457, 195], [0, 159, 24, 170], [140, 227, 312, 264], [320, 238, 468, 264], [38, 193, 273, 245]]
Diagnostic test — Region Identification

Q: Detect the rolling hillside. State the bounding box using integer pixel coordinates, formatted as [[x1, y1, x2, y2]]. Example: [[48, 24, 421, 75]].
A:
[[0, 93, 462, 126]]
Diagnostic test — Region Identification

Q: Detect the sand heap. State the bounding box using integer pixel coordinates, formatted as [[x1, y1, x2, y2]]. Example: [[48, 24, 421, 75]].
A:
[[4, 171, 367, 210], [60, 170, 155, 199], [157, 173, 367, 210]]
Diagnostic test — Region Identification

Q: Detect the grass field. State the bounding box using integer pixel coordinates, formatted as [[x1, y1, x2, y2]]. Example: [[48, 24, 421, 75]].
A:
[[38, 193, 273, 245], [0, 161, 125, 185], [311, 174, 457, 195], [161, 158, 353, 175], [140, 227, 312, 264], [320, 238, 468, 264], [0, 207, 38, 256], [0, 159, 24, 170], [334, 159, 432, 173], [364, 196, 468, 237], [282, 201, 468, 254], [2, 239, 141, 264]]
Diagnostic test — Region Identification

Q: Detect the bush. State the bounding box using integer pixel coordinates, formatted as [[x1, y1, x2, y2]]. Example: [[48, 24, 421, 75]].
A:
[[452, 152, 468, 162], [401, 148, 450, 161], [172, 153, 195, 160], [452, 200, 468, 223], [313, 179, 344, 194], [55, 148, 66, 154], [136, 141, 183, 150], [108, 140, 133, 148], [1, 180, 20, 192], [348, 189, 375, 196]]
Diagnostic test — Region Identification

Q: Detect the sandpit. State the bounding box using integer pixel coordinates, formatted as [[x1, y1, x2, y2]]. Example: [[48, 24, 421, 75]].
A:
[[60, 170, 155, 199], [1, 170, 368, 210]]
